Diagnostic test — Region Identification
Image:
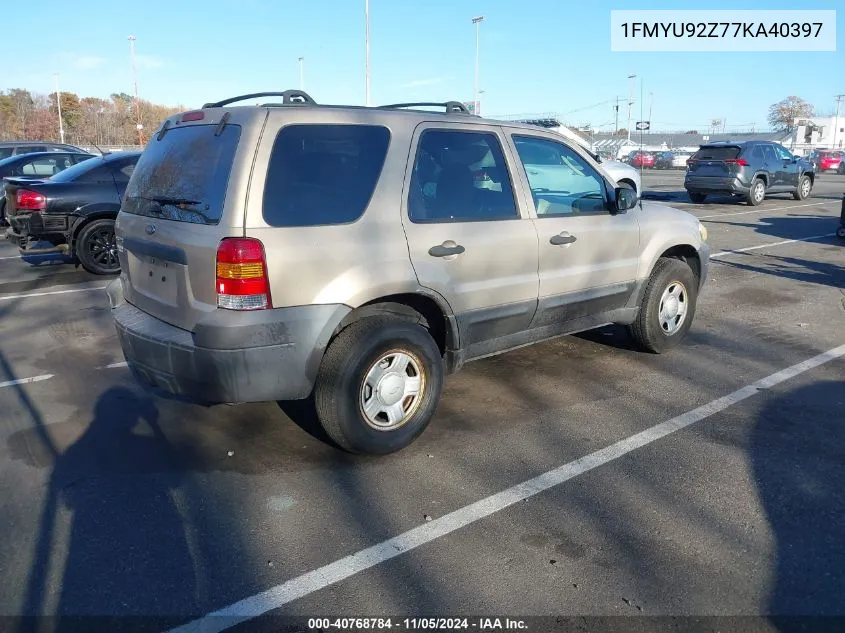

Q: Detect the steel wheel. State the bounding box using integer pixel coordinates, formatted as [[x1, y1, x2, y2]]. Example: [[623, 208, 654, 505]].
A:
[[658, 281, 688, 335], [86, 226, 118, 269], [360, 350, 426, 431]]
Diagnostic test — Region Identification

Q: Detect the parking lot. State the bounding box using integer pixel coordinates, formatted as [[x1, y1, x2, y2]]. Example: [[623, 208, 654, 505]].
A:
[[1, 171, 843, 631]]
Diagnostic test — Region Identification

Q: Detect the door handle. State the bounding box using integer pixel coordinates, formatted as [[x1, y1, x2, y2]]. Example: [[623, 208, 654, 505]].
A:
[[428, 241, 465, 258], [550, 232, 577, 246]]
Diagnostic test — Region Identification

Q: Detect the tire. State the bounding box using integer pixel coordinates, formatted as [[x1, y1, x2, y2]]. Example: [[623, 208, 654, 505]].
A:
[[836, 225, 845, 240], [792, 175, 812, 200], [618, 180, 636, 193], [75, 218, 120, 275], [627, 257, 698, 354], [314, 316, 444, 454], [746, 178, 766, 206], [688, 192, 707, 204], [838, 163, 845, 175]]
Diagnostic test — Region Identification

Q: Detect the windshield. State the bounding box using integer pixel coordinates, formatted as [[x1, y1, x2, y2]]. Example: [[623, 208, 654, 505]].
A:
[[122, 124, 241, 226]]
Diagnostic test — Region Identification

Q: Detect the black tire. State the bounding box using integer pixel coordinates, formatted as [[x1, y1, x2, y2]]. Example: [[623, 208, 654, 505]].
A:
[[792, 175, 812, 200], [75, 218, 120, 275], [688, 192, 707, 204], [618, 180, 636, 193], [746, 178, 766, 206], [627, 257, 698, 354], [836, 225, 845, 240], [838, 163, 845, 175], [0, 200, 6, 226], [314, 316, 444, 454]]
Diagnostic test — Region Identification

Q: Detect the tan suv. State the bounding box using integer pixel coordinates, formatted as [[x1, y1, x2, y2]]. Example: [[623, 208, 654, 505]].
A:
[[108, 91, 710, 454]]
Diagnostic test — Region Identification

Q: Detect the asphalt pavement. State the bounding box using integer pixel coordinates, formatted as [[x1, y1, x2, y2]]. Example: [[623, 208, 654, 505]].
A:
[[0, 171, 843, 633]]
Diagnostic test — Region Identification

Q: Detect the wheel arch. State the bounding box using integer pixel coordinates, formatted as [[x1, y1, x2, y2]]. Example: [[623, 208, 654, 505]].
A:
[[68, 205, 120, 250]]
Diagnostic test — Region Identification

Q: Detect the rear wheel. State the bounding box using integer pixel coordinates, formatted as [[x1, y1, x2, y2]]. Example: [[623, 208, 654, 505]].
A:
[[76, 218, 120, 275], [628, 257, 698, 354], [746, 178, 766, 206], [792, 175, 812, 200], [688, 192, 707, 204], [836, 225, 845, 240], [314, 316, 444, 454]]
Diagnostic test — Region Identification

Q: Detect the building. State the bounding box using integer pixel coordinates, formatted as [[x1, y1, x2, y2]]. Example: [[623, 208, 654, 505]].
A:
[[791, 115, 845, 153]]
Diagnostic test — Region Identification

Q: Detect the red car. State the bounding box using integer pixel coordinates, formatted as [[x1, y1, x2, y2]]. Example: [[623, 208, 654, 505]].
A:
[[816, 150, 844, 173], [627, 151, 656, 168]]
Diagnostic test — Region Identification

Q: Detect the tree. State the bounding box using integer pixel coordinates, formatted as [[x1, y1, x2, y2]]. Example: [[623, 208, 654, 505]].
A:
[[768, 96, 814, 132], [684, 130, 699, 135], [615, 128, 628, 136]]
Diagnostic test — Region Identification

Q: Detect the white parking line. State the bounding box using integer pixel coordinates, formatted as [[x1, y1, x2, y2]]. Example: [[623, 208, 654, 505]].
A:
[[710, 233, 836, 259], [102, 361, 128, 369], [168, 343, 845, 633], [0, 374, 54, 389], [0, 285, 107, 301], [697, 200, 829, 220], [0, 254, 21, 261]]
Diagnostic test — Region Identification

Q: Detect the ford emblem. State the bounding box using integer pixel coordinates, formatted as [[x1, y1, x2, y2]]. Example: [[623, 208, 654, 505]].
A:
[[145, 224, 156, 235]]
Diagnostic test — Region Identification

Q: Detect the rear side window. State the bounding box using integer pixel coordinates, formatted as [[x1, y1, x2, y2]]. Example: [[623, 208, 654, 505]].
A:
[[262, 124, 390, 227], [123, 124, 242, 226], [693, 146, 741, 160]]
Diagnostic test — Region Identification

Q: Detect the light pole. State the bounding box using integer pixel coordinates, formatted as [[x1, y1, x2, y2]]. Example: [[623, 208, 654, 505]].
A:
[[365, 0, 371, 106], [833, 94, 844, 149], [648, 92, 653, 124], [298, 57, 305, 90], [53, 73, 65, 144], [626, 73, 636, 141], [472, 16, 484, 115], [128, 35, 144, 145]]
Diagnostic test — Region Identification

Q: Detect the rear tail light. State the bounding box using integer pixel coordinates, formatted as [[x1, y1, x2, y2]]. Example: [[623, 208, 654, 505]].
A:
[[724, 158, 749, 166], [16, 189, 46, 210], [216, 238, 272, 310]]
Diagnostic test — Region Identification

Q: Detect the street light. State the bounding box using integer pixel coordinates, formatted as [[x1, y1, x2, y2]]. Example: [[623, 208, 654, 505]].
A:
[[53, 73, 65, 144], [365, 0, 371, 106], [626, 73, 636, 142], [472, 16, 484, 115], [128, 35, 144, 145], [298, 57, 305, 90]]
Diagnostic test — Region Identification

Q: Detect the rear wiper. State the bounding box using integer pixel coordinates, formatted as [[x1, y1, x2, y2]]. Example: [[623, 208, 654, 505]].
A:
[[136, 195, 203, 208]]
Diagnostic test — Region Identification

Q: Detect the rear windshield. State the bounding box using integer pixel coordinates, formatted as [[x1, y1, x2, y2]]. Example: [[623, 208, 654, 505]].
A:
[[122, 124, 242, 226], [262, 124, 390, 227], [693, 146, 741, 160]]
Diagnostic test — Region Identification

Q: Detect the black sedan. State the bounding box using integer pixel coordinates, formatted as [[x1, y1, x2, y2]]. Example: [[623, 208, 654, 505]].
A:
[[4, 151, 141, 275], [0, 151, 95, 225]]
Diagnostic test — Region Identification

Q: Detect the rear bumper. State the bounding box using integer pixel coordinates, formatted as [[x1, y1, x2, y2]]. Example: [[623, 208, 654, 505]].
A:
[[684, 176, 749, 194], [108, 279, 350, 404]]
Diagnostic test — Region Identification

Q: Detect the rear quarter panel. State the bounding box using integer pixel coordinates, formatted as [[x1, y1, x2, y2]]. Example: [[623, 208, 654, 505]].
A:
[[243, 109, 421, 309]]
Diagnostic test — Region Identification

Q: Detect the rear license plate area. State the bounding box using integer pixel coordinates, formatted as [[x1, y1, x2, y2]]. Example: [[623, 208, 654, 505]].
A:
[[128, 253, 179, 306]]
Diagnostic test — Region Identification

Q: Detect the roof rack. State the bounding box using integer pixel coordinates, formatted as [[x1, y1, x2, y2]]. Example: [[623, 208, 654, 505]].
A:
[[202, 90, 317, 109], [379, 101, 474, 115]]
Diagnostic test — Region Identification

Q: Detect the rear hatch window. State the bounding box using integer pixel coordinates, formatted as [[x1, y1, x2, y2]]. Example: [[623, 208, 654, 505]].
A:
[[123, 124, 241, 225], [692, 146, 741, 160]]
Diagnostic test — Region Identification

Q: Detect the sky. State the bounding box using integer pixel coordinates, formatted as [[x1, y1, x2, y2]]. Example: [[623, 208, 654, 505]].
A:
[[1, 0, 842, 132]]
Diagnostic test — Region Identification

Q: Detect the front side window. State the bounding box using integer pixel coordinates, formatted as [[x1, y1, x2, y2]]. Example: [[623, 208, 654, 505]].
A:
[[262, 124, 390, 227], [513, 135, 606, 216], [773, 144, 793, 161], [408, 129, 518, 223]]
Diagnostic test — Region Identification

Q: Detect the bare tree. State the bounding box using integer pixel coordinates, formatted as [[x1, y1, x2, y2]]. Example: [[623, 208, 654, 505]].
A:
[[768, 96, 814, 132]]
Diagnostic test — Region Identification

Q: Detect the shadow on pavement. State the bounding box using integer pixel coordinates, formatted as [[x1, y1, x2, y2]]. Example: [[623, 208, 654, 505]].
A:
[[704, 214, 841, 241], [19, 387, 200, 631], [751, 380, 845, 632], [716, 253, 845, 290]]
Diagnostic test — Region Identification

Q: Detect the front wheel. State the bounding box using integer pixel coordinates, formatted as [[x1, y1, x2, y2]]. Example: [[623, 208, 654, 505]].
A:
[[688, 192, 707, 204], [76, 218, 120, 275], [627, 257, 699, 354], [792, 175, 812, 200], [314, 316, 444, 454]]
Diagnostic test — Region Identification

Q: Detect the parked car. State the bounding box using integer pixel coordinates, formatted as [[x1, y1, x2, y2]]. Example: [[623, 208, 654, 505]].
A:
[[0, 151, 95, 225], [671, 151, 693, 169], [627, 151, 656, 169], [5, 151, 141, 274], [684, 141, 814, 206], [108, 90, 710, 455], [654, 152, 675, 170], [584, 149, 641, 195], [815, 150, 844, 173], [0, 141, 87, 160]]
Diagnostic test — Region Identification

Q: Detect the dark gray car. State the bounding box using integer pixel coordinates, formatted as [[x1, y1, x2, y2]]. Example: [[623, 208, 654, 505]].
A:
[[684, 141, 814, 206], [0, 141, 87, 160]]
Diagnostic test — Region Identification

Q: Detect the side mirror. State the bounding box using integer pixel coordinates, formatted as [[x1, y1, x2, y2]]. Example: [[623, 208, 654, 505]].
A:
[[613, 186, 638, 213]]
